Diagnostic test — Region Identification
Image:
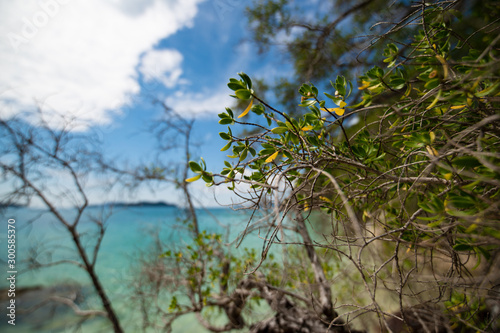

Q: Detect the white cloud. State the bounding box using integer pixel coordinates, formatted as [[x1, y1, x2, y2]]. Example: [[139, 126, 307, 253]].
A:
[[0, 0, 204, 130], [139, 49, 184, 88], [165, 88, 234, 117]]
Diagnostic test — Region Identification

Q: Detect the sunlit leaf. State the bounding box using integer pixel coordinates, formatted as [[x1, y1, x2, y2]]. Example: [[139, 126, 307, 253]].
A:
[[426, 89, 441, 110], [238, 99, 253, 118], [322, 107, 344, 116], [319, 196, 332, 203], [429, 131, 436, 143], [265, 151, 279, 163], [435, 55, 448, 79], [235, 89, 252, 100], [220, 141, 232, 151], [475, 82, 500, 97], [335, 100, 347, 108], [239, 149, 248, 161], [185, 174, 202, 183], [358, 80, 370, 90], [228, 81, 245, 91], [465, 224, 478, 233], [238, 72, 252, 90], [426, 145, 439, 156], [271, 126, 288, 134]]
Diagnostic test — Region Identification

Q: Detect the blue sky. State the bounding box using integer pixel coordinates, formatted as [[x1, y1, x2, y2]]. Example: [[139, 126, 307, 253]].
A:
[[0, 0, 291, 207]]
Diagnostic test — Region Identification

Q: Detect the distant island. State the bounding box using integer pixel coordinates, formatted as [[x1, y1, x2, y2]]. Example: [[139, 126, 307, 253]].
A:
[[1, 201, 177, 209], [0, 203, 26, 209], [92, 201, 177, 208]]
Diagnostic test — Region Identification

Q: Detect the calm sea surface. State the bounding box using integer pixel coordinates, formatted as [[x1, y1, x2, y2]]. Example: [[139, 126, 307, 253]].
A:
[[0, 206, 266, 332]]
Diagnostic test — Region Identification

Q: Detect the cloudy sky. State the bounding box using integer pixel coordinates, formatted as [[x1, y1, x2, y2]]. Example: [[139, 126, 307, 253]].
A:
[[0, 0, 290, 207]]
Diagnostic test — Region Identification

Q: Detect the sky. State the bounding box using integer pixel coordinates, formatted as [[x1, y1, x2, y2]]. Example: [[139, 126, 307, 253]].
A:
[[0, 0, 292, 208]]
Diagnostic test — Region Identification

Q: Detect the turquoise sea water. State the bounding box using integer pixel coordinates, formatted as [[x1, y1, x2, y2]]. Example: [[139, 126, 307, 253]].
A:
[[0, 206, 265, 332]]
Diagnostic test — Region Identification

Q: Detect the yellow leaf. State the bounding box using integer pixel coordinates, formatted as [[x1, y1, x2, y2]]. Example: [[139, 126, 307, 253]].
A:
[[429, 131, 435, 143], [301, 125, 313, 131], [389, 118, 401, 129], [322, 107, 344, 116], [444, 173, 453, 180], [358, 80, 370, 90], [435, 55, 448, 79], [426, 89, 441, 110], [465, 223, 478, 234], [185, 174, 202, 182], [450, 105, 466, 110], [333, 108, 345, 116], [265, 151, 279, 163], [238, 99, 253, 118], [367, 82, 382, 91], [403, 83, 412, 98], [319, 196, 332, 203], [426, 145, 439, 157], [336, 100, 347, 108]]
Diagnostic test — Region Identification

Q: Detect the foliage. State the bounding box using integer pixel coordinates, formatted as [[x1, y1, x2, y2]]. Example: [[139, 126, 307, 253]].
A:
[[186, 2, 500, 332], [244, 0, 499, 114]]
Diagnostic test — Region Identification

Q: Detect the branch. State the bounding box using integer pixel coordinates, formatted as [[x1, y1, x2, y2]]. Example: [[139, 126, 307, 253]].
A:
[[49, 296, 108, 317]]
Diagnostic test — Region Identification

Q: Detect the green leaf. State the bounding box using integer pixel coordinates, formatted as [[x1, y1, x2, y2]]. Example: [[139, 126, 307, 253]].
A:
[[235, 89, 252, 100], [189, 161, 203, 173], [239, 149, 248, 161], [202, 173, 213, 183], [248, 147, 256, 156], [453, 243, 473, 252], [299, 99, 317, 107], [475, 82, 499, 97], [228, 81, 246, 91], [260, 148, 276, 156], [219, 118, 234, 125], [325, 92, 344, 106], [219, 132, 231, 140], [307, 135, 320, 146], [335, 75, 347, 96], [390, 77, 406, 90], [251, 104, 265, 115], [367, 66, 384, 79], [271, 126, 287, 134], [311, 85, 319, 96], [220, 141, 232, 151], [452, 156, 481, 168], [424, 78, 440, 90], [225, 107, 234, 118], [447, 193, 476, 209], [238, 72, 252, 90]]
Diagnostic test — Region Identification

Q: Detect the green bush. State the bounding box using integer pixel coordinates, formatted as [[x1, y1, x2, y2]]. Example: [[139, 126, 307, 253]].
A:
[[188, 3, 500, 331]]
